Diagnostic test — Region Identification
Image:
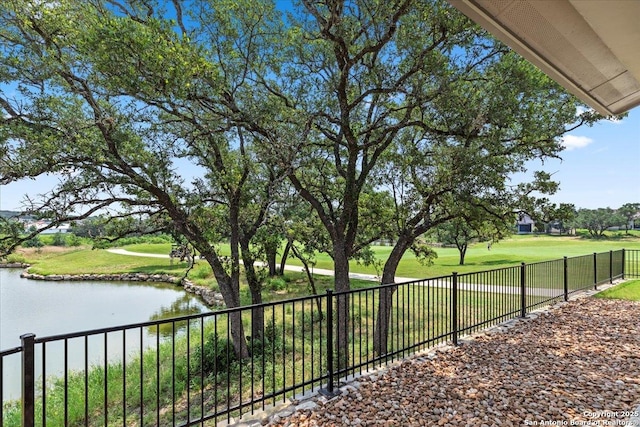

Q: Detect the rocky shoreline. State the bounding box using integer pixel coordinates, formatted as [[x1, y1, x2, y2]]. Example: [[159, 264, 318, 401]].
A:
[[19, 270, 182, 284], [0, 262, 30, 269], [1, 263, 225, 308], [182, 279, 226, 307]]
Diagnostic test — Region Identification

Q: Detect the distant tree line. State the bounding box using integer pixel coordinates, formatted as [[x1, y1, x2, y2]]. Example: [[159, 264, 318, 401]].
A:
[[524, 202, 639, 237]]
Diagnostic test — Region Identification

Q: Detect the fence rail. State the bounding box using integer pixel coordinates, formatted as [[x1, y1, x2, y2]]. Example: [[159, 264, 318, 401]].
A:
[[1, 249, 638, 427]]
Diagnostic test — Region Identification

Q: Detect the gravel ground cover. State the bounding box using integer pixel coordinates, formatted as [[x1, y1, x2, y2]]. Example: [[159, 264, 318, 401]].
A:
[[268, 297, 640, 427]]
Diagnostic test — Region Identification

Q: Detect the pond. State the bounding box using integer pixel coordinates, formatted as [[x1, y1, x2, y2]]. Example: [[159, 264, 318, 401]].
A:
[[0, 268, 210, 401]]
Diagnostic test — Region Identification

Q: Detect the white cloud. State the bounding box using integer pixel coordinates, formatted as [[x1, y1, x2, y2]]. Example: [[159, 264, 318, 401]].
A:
[[561, 135, 594, 151], [575, 106, 592, 117], [607, 116, 624, 125]]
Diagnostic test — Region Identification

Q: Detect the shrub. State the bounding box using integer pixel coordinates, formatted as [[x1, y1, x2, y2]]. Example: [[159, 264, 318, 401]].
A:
[[265, 276, 287, 292], [192, 333, 236, 377], [189, 264, 212, 280], [248, 318, 285, 358], [295, 308, 323, 336], [5, 253, 27, 264], [22, 235, 43, 248], [66, 233, 83, 246], [51, 232, 68, 246]]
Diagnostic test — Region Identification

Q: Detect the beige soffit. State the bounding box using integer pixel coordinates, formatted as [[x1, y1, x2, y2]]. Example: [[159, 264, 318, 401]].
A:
[[448, 0, 640, 116]]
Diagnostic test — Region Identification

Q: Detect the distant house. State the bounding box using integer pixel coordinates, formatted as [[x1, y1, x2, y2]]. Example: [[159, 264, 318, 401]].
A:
[[23, 220, 71, 234], [40, 224, 71, 234], [516, 213, 535, 234]]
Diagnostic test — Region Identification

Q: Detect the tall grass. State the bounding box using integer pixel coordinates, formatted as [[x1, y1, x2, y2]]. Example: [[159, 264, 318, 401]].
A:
[[2, 280, 557, 426]]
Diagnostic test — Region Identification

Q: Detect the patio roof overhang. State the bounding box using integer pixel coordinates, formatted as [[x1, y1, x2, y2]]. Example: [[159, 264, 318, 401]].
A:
[[448, 0, 640, 116]]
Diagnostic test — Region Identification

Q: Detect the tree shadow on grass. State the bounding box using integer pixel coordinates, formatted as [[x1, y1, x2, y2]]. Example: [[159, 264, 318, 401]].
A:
[[477, 259, 520, 266], [440, 259, 519, 268]]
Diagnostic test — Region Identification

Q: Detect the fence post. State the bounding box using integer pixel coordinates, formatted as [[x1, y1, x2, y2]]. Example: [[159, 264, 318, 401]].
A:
[[593, 252, 598, 290], [320, 290, 336, 397], [609, 250, 613, 284], [622, 249, 626, 279], [563, 256, 569, 302], [21, 333, 35, 427], [452, 272, 458, 346], [520, 263, 526, 318]]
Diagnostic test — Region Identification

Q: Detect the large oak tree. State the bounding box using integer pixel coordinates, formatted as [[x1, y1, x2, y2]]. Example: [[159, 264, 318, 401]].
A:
[[0, 0, 287, 359]]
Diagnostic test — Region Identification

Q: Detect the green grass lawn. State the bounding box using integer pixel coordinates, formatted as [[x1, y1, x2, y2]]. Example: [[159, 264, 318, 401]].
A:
[[23, 247, 187, 276], [17, 233, 640, 285], [595, 279, 640, 301], [121, 234, 640, 276], [274, 234, 640, 278], [121, 242, 232, 257]]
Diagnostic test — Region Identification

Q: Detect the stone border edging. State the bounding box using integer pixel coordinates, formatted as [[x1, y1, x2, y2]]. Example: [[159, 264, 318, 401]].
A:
[[182, 280, 226, 307], [20, 270, 182, 284], [0, 263, 30, 268]]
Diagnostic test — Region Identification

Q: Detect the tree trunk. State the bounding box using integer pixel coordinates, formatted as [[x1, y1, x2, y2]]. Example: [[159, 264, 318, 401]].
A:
[[279, 241, 291, 275], [224, 203, 251, 360], [458, 243, 468, 265], [373, 236, 411, 356], [265, 243, 278, 276], [204, 253, 249, 360], [332, 242, 351, 372], [248, 284, 264, 343], [291, 244, 323, 320], [241, 243, 264, 342]]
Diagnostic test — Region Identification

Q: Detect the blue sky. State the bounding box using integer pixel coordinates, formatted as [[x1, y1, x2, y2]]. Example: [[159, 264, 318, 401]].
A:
[[1, 107, 637, 212], [0, 0, 638, 213], [522, 107, 640, 210]]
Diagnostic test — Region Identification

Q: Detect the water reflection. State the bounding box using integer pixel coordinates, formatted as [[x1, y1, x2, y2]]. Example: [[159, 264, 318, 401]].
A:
[[148, 294, 204, 338], [0, 268, 210, 402]]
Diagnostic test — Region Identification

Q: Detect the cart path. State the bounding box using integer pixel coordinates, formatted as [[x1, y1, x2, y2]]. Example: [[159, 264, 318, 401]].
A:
[[106, 248, 408, 281], [106, 248, 172, 258]]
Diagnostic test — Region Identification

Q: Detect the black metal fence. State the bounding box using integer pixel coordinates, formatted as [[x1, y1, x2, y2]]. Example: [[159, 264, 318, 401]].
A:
[[1, 249, 638, 427]]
